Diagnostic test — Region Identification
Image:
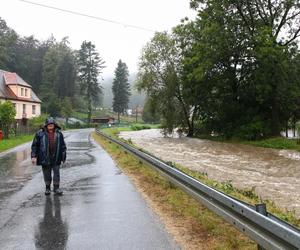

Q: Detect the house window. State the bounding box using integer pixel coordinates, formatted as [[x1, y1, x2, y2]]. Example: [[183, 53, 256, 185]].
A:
[[21, 88, 24, 96], [25, 89, 28, 97], [32, 105, 36, 114], [13, 103, 16, 111], [23, 104, 26, 114]]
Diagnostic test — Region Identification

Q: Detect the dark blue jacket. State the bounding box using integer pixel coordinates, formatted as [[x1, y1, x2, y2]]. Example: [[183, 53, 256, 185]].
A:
[[31, 127, 67, 166]]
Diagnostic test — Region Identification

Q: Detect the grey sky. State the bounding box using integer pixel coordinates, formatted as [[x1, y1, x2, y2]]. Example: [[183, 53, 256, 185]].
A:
[[1, 0, 196, 77]]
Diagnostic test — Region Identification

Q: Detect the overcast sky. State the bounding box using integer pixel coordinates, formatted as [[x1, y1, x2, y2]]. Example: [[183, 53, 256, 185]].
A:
[[0, 0, 196, 77]]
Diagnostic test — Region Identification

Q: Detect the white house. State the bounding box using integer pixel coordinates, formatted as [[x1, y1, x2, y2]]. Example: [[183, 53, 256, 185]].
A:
[[0, 70, 41, 124]]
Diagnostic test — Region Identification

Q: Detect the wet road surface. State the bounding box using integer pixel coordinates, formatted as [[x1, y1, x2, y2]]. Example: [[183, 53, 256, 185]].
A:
[[120, 129, 300, 217], [0, 129, 178, 250]]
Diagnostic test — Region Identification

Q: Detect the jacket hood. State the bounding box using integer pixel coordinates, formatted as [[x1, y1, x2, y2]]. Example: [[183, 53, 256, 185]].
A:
[[44, 117, 61, 130]]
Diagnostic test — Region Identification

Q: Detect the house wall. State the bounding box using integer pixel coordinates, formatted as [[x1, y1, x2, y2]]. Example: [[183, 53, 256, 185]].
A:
[[9, 85, 18, 96], [13, 100, 41, 119], [18, 86, 31, 98], [0, 98, 41, 119], [8, 85, 31, 99]]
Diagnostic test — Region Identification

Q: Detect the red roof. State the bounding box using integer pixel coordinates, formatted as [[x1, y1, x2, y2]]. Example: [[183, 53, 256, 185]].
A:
[[0, 70, 41, 103], [4, 72, 31, 87]]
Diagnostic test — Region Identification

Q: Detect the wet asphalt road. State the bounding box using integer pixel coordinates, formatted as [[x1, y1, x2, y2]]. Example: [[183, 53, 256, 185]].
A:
[[0, 129, 178, 250]]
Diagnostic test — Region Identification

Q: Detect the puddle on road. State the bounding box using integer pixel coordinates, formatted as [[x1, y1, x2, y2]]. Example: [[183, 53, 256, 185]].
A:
[[0, 148, 38, 200], [120, 129, 300, 217]]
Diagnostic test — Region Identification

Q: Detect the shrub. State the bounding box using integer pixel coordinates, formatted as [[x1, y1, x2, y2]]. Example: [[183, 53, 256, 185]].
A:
[[235, 118, 269, 140], [28, 114, 49, 130], [130, 124, 151, 131], [296, 122, 300, 144]]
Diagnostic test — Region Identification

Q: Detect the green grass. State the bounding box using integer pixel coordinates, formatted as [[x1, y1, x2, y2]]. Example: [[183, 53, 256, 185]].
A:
[[241, 137, 300, 151], [174, 164, 300, 227], [0, 134, 34, 153], [198, 135, 300, 151]]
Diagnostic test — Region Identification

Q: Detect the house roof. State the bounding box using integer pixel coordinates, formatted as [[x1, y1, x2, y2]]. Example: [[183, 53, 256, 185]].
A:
[[0, 70, 41, 103], [3, 72, 31, 87]]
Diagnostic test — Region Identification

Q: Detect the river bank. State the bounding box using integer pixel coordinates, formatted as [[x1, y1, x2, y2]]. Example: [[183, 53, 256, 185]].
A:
[[119, 129, 300, 219]]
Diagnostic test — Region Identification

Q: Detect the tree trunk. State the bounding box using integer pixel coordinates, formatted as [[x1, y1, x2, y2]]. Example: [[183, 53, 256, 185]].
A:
[[118, 112, 120, 124], [187, 125, 194, 137], [285, 120, 288, 138], [271, 94, 280, 136], [87, 98, 92, 125], [293, 116, 296, 138], [176, 96, 193, 137]]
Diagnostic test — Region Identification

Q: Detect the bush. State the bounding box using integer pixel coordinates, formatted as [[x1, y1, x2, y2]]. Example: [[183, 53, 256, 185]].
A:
[[296, 122, 300, 144], [28, 114, 49, 131], [130, 124, 151, 131], [234, 118, 269, 140]]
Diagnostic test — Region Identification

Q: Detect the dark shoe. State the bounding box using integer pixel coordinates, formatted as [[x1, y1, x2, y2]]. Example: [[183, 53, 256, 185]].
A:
[[45, 189, 51, 195], [54, 188, 63, 195]]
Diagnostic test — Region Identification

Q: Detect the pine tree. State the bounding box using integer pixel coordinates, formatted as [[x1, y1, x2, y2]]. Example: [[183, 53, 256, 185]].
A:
[[77, 41, 105, 124], [112, 60, 131, 123]]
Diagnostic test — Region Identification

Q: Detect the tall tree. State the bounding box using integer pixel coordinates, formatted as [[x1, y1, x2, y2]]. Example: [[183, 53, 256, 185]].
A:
[[112, 60, 131, 123], [0, 18, 18, 70], [61, 97, 73, 126], [77, 41, 105, 123], [185, 0, 300, 138], [41, 37, 77, 115], [137, 32, 199, 136]]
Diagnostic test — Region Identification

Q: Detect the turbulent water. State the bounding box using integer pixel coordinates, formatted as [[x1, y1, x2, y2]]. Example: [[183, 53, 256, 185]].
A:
[[120, 129, 300, 217]]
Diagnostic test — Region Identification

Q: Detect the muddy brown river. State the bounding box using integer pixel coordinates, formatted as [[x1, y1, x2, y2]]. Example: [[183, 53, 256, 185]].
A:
[[120, 129, 300, 218]]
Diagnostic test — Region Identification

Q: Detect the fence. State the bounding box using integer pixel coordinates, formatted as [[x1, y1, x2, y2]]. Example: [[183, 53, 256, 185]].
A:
[[95, 128, 300, 250]]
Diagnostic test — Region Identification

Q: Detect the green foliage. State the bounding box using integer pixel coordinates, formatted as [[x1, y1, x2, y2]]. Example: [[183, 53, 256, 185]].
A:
[[297, 122, 300, 144], [0, 18, 104, 120], [112, 60, 131, 122], [27, 114, 49, 131], [142, 98, 160, 123], [0, 18, 18, 71], [244, 137, 300, 151], [137, 32, 198, 136], [41, 38, 77, 115], [0, 101, 16, 139], [61, 97, 73, 125], [137, 0, 300, 140], [130, 124, 151, 131], [77, 41, 105, 123], [234, 118, 268, 141]]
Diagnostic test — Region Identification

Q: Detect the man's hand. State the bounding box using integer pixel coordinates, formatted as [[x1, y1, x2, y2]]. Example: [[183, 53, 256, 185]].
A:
[[31, 157, 37, 165]]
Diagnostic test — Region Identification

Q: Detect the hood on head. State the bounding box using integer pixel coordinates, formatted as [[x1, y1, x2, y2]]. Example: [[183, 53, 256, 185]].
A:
[[44, 117, 61, 130]]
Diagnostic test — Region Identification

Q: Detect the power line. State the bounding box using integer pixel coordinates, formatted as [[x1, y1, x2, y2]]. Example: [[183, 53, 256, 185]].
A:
[[18, 0, 156, 33]]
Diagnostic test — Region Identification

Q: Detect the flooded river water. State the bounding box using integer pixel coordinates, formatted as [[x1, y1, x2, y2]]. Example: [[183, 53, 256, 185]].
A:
[[120, 129, 300, 217]]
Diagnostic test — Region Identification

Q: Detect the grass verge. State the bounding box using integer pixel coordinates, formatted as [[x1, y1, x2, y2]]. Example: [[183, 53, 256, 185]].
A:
[[173, 164, 300, 227], [99, 127, 300, 227], [198, 135, 300, 151], [92, 132, 256, 249], [0, 134, 33, 153]]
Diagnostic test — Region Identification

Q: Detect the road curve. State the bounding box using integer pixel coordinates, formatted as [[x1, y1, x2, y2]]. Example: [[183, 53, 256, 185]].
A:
[[0, 129, 178, 250]]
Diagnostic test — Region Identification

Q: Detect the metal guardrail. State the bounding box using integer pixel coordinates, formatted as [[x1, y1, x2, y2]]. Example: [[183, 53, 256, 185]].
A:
[[95, 128, 300, 250]]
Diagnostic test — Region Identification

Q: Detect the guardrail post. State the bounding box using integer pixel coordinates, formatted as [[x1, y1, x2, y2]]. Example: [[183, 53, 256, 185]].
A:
[[255, 204, 267, 250]]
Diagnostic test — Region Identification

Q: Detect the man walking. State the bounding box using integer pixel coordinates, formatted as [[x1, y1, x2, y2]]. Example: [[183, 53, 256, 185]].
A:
[[31, 117, 67, 195]]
